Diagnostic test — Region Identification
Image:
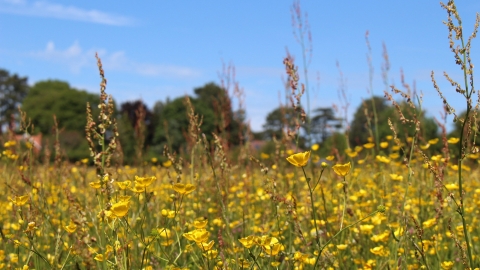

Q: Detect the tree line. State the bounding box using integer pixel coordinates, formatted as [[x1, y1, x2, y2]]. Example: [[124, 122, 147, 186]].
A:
[[0, 68, 468, 162]]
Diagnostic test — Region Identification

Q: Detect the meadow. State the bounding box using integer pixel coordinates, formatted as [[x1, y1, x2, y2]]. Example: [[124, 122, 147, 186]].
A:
[[2, 1, 480, 269]]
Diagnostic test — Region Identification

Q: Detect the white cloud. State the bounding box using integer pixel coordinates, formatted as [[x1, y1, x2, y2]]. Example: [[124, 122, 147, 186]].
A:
[[0, 0, 134, 26], [31, 41, 201, 78]]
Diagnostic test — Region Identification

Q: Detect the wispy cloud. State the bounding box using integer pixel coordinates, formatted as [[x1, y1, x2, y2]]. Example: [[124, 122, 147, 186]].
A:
[[31, 41, 201, 78], [0, 0, 134, 26]]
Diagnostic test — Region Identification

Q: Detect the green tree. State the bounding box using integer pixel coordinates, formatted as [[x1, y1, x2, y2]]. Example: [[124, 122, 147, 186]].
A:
[[153, 82, 243, 153], [0, 69, 29, 133], [350, 96, 438, 147], [21, 80, 102, 161], [311, 107, 342, 143], [261, 106, 307, 148]]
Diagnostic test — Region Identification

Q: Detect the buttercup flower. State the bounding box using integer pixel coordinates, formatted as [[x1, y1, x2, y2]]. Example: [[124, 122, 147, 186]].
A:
[[332, 162, 351, 176], [10, 195, 29, 206], [172, 183, 196, 195], [110, 201, 130, 217], [286, 151, 311, 167]]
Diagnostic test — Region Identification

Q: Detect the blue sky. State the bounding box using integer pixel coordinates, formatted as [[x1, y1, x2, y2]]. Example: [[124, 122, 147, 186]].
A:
[[1, 0, 479, 133]]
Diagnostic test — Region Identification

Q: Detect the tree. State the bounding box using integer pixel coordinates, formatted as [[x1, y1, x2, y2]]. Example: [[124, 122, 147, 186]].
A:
[[262, 106, 306, 147], [349, 96, 438, 147], [152, 82, 244, 153], [0, 69, 29, 133], [310, 107, 342, 143], [21, 80, 102, 161], [117, 100, 154, 164]]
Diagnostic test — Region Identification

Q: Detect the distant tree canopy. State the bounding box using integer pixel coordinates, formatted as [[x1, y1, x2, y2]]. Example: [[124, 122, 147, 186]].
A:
[[0, 69, 29, 133], [349, 96, 438, 147], [117, 100, 154, 164], [310, 107, 342, 143], [262, 106, 299, 141], [22, 80, 101, 134], [153, 82, 243, 152], [22, 80, 102, 161]]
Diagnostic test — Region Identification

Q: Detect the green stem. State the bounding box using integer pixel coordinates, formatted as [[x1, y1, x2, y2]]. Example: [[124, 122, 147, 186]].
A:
[[302, 166, 320, 247]]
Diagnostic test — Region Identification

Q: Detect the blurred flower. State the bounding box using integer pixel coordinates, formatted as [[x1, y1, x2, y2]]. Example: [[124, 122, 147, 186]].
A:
[[163, 160, 172, 167], [311, 144, 320, 151], [134, 175, 156, 188], [64, 220, 77, 233], [172, 183, 196, 195], [116, 180, 131, 190], [447, 137, 460, 144], [111, 201, 130, 218], [332, 162, 351, 177], [238, 235, 256, 249], [183, 229, 210, 243], [364, 142, 375, 149], [10, 195, 29, 206]]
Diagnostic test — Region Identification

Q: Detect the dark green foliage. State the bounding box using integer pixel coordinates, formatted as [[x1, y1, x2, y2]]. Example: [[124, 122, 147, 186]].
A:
[[117, 100, 154, 164], [153, 82, 243, 153], [22, 80, 100, 134], [262, 106, 299, 140], [21, 80, 102, 161], [0, 69, 29, 133], [349, 96, 438, 147]]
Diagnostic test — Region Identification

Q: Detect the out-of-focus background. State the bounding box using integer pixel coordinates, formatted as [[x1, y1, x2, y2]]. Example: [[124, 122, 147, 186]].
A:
[[0, 0, 478, 161]]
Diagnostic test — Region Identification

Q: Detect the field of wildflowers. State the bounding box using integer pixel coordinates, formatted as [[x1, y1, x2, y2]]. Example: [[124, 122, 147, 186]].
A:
[[2, 0, 480, 269]]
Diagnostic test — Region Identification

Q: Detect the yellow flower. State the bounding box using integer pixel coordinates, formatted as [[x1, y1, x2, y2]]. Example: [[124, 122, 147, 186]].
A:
[[326, 155, 335, 161], [183, 229, 210, 243], [116, 180, 131, 190], [24, 221, 36, 233], [380, 142, 389, 148], [389, 174, 403, 181], [161, 209, 176, 218], [364, 142, 375, 149], [10, 195, 29, 206], [428, 138, 439, 144], [110, 201, 130, 218], [420, 143, 430, 150], [94, 254, 104, 261], [360, 224, 375, 234], [196, 240, 215, 251], [260, 153, 270, 159], [163, 160, 172, 167], [193, 217, 208, 229], [203, 249, 218, 260], [311, 144, 320, 151], [422, 218, 436, 228], [332, 162, 351, 176], [286, 151, 310, 167], [255, 236, 284, 256], [172, 183, 196, 195], [238, 235, 256, 249], [134, 175, 156, 188], [64, 220, 77, 233], [370, 245, 385, 256], [336, 244, 348, 250], [157, 228, 172, 238], [89, 181, 102, 189], [130, 183, 146, 193], [441, 261, 454, 270], [447, 137, 460, 144], [376, 155, 391, 164]]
